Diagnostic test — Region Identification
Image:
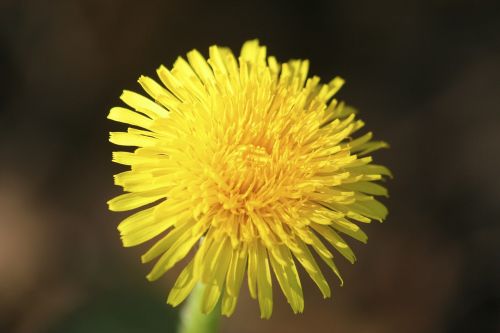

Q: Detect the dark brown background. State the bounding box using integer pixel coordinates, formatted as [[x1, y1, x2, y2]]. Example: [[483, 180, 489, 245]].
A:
[[1, 0, 499, 332]]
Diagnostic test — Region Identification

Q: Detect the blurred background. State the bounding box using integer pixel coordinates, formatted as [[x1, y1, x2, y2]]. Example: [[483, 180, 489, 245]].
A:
[[1, 0, 499, 332]]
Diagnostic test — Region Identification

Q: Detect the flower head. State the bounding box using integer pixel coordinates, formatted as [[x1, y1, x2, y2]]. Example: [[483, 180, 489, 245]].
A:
[[108, 40, 390, 318]]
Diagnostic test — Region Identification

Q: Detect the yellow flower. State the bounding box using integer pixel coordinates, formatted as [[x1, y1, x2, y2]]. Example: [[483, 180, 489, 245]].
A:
[[107, 40, 390, 319]]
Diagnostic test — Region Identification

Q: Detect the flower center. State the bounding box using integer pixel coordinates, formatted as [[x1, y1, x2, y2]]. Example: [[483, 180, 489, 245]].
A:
[[234, 144, 271, 167], [214, 143, 275, 214]]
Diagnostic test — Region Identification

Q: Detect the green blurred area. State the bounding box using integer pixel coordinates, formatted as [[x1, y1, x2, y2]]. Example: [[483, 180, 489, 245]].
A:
[[46, 287, 178, 333]]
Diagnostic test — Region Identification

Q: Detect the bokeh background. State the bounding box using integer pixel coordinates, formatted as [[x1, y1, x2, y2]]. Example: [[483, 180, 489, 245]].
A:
[[1, 0, 499, 332]]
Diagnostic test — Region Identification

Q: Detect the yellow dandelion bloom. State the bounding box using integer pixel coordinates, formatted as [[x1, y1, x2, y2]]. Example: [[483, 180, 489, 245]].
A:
[[108, 40, 390, 319]]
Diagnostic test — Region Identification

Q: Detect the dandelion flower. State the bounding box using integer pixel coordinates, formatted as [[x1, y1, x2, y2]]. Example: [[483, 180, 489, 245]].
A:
[[107, 40, 390, 319]]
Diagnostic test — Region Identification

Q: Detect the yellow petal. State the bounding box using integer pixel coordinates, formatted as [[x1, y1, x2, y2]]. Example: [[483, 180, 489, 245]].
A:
[[201, 237, 232, 314], [349, 198, 388, 222], [142, 216, 196, 264], [247, 241, 258, 299], [315, 251, 344, 286], [329, 219, 368, 243], [240, 39, 263, 64], [225, 246, 248, 297], [269, 245, 304, 313], [220, 245, 248, 316], [351, 164, 393, 177], [118, 206, 176, 247], [291, 239, 331, 298], [167, 260, 198, 307], [107, 192, 164, 212], [325, 76, 345, 100], [355, 141, 389, 155], [221, 292, 238, 317], [208, 46, 229, 77], [108, 107, 153, 129], [109, 132, 157, 147], [120, 90, 167, 119], [156, 65, 190, 102], [200, 236, 231, 284], [138, 75, 179, 110], [171, 57, 206, 102], [112, 151, 156, 166], [312, 224, 356, 263], [349, 131, 372, 149], [187, 49, 216, 86], [256, 242, 273, 319], [307, 231, 334, 259], [146, 220, 201, 281], [201, 283, 222, 314], [340, 181, 388, 197]]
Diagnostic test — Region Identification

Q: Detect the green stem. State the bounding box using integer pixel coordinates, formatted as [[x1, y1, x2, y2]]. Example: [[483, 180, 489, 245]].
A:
[[178, 283, 221, 333]]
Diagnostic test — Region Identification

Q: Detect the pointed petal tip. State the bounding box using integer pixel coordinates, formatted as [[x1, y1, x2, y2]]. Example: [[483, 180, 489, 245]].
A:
[[137, 75, 151, 85], [120, 237, 137, 248], [338, 272, 344, 286], [260, 313, 272, 320], [165, 297, 176, 307], [221, 311, 232, 318], [166, 293, 186, 308], [145, 273, 158, 282], [119, 90, 129, 99]]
